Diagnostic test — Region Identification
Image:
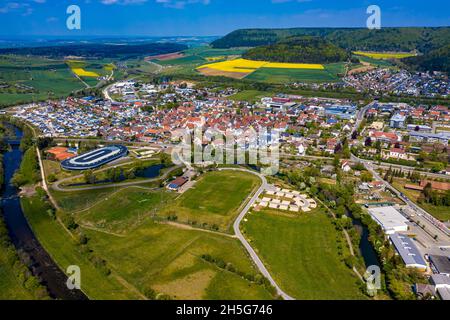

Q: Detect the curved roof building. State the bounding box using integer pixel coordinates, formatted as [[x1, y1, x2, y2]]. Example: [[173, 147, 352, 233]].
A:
[[61, 145, 128, 170]]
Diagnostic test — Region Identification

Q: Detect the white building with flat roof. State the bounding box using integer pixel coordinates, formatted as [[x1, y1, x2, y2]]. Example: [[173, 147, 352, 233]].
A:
[[368, 206, 409, 235]]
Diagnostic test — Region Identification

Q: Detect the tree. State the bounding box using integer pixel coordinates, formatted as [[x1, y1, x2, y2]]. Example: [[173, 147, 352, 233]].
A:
[[431, 162, 444, 173], [83, 170, 95, 184], [361, 171, 374, 182]]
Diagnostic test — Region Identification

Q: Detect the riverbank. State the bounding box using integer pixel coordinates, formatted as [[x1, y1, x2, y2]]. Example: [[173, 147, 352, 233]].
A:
[[1, 122, 87, 300]]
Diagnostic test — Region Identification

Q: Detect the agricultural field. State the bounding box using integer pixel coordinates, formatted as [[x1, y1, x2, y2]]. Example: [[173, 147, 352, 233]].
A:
[[356, 55, 394, 67], [353, 51, 416, 60], [66, 60, 112, 87], [242, 208, 367, 300], [196, 58, 325, 80], [246, 62, 345, 83], [160, 171, 260, 232], [0, 55, 84, 106]]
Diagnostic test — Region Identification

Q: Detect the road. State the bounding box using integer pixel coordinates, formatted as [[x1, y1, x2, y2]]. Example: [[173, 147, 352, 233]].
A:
[[348, 102, 450, 240], [219, 167, 295, 301], [52, 164, 182, 192]]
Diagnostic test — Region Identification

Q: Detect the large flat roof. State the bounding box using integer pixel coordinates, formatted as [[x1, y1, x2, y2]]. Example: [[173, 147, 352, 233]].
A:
[[429, 255, 450, 275], [368, 206, 409, 234], [389, 233, 427, 268]]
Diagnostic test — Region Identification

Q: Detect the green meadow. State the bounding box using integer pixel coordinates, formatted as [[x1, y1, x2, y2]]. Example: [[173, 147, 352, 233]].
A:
[[242, 208, 367, 300], [160, 170, 260, 232]]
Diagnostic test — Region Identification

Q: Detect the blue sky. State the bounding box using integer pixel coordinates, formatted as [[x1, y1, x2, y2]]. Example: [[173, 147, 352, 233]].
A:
[[1, 0, 449, 36]]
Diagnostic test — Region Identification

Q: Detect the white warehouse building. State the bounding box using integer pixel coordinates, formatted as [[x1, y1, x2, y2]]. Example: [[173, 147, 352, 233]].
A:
[[367, 206, 409, 235]]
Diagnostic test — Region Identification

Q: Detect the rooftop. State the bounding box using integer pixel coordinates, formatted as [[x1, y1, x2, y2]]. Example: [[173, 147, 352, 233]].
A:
[[389, 233, 427, 268], [368, 206, 409, 234]]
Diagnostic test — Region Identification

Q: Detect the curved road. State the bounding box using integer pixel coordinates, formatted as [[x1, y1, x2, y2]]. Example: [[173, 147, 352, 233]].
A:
[[219, 168, 295, 300], [53, 165, 182, 192]]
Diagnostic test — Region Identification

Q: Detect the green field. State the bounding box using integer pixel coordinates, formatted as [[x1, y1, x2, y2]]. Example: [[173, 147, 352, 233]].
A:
[[83, 219, 273, 300], [246, 63, 346, 83], [44, 170, 274, 300], [242, 208, 366, 300], [356, 55, 394, 67], [160, 171, 260, 232], [229, 90, 273, 102], [0, 55, 85, 106], [21, 195, 141, 299], [78, 187, 175, 234], [184, 46, 246, 58]]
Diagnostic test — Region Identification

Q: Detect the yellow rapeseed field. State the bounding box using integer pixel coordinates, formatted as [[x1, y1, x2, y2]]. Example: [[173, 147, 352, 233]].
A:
[[353, 51, 416, 60], [264, 62, 324, 69], [197, 58, 324, 74], [72, 68, 100, 77]]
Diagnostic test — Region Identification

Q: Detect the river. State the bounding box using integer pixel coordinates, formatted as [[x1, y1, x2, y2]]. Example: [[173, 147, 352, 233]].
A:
[[352, 218, 380, 269], [1, 123, 87, 300]]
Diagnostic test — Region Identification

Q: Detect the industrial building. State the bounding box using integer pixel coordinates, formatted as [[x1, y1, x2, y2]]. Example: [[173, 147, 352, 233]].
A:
[[367, 206, 409, 235], [429, 255, 450, 277], [430, 274, 450, 300], [389, 233, 427, 271]]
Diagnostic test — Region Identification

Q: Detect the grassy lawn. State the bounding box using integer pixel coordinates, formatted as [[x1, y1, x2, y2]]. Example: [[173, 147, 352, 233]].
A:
[[242, 208, 366, 300], [392, 179, 450, 221], [83, 219, 273, 300], [78, 187, 176, 234], [160, 171, 260, 232], [21, 195, 142, 300], [52, 188, 124, 212], [229, 90, 273, 102], [0, 248, 35, 299]]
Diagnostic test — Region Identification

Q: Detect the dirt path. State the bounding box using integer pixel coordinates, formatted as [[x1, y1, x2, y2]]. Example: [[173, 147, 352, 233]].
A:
[[158, 221, 237, 239]]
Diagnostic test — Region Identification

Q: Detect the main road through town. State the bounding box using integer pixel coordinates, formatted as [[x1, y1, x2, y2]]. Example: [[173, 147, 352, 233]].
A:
[[219, 167, 295, 300], [348, 102, 450, 240]]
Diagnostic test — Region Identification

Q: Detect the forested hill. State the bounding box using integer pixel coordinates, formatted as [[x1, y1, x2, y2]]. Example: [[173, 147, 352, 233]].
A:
[[0, 43, 187, 59], [243, 36, 350, 64], [403, 45, 450, 73], [211, 27, 450, 53]]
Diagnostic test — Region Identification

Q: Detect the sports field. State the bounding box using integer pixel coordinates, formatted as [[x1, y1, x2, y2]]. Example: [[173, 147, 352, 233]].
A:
[[353, 51, 416, 60], [160, 171, 260, 232], [242, 208, 367, 300]]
